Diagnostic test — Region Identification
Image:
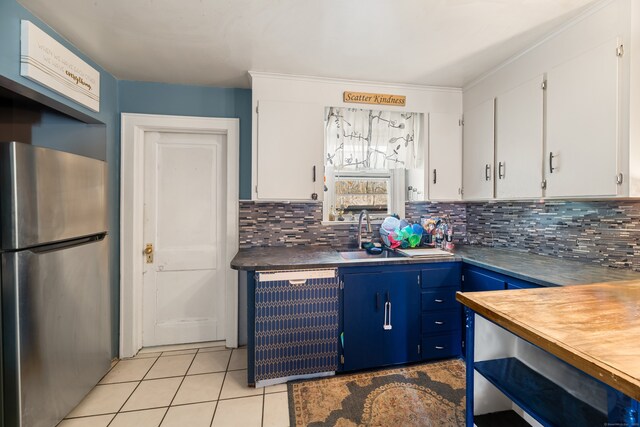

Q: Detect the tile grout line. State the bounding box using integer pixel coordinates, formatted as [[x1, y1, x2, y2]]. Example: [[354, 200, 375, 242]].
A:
[[103, 354, 163, 427], [155, 351, 199, 426], [210, 347, 234, 426], [261, 388, 266, 427]]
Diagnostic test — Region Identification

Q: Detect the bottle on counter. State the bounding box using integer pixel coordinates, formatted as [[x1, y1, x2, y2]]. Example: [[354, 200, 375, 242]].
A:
[[445, 227, 454, 250]]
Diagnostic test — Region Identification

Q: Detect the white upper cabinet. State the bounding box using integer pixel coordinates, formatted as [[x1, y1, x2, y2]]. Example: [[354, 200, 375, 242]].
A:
[[428, 112, 462, 201], [545, 38, 621, 198], [462, 99, 495, 200], [495, 75, 544, 199], [256, 100, 325, 200]]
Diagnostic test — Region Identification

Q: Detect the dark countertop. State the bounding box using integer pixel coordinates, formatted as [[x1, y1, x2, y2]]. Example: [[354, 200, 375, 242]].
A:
[[451, 246, 640, 287], [231, 245, 640, 286], [230, 246, 459, 271]]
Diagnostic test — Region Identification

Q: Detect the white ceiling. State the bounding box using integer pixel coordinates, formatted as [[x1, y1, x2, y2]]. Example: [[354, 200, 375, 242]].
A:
[[18, 0, 598, 89]]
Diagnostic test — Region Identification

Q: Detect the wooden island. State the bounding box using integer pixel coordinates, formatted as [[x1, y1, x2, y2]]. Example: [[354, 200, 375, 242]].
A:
[[457, 281, 640, 427]]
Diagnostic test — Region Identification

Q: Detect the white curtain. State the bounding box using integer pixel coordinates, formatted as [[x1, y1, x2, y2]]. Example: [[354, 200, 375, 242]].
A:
[[325, 107, 422, 170]]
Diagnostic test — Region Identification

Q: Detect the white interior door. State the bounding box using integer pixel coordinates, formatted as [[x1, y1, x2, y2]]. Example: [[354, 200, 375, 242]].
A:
[[463, 99, 495, 200], [428, 112, 462, 201], [495, 75, 544, 199], [143, 131, 226, 347]]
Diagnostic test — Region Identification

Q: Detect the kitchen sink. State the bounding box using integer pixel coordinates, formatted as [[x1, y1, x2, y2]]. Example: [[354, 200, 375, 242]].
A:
[[338, 249, 406, 260]]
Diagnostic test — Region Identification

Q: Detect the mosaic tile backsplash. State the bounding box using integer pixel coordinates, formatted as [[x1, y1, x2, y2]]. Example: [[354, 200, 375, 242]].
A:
[[238, 201, 467, 250], [239, 200, 640, 271], [465, 200, 640, 270]]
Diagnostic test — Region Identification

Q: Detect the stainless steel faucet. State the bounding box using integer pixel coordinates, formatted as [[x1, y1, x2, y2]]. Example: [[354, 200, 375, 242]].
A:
[[357, 210, 372, 249]]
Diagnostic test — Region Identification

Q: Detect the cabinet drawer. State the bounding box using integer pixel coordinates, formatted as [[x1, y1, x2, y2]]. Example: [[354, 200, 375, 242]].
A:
[[421, 264, 461, 289], [421, 311, 460, 334], [421, 287, 459, 311], [421, 332, 461, 360]]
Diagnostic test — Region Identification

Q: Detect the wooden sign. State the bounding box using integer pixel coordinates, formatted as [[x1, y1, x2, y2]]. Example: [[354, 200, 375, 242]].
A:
[[20, 20, 100, 112], [343, 91, 406, 107]]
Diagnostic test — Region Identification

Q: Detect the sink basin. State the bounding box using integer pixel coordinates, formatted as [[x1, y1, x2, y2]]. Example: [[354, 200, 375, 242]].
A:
[[339, 249, 406, 260]]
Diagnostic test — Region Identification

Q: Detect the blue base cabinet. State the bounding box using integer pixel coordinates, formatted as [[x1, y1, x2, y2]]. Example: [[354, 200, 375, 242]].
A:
[[420, 263, 461, 360], [341, 269, 421, 371], [339, 262, 462, 372], [463, 264, 543, 292]]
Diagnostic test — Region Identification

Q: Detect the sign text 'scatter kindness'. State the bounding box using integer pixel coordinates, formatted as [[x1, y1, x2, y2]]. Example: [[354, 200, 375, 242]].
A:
[[343, 91, 406, 107]]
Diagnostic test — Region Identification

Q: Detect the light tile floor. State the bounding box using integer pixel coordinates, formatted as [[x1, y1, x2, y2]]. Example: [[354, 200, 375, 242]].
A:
[[59, 343, 289, 427]]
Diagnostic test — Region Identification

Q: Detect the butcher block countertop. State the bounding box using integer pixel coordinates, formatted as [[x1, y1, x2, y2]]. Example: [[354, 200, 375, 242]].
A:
[[457, 282, 640, 400]]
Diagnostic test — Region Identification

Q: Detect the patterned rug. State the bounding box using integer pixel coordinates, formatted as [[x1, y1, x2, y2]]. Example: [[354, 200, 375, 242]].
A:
[[288, 359, 466, 427]]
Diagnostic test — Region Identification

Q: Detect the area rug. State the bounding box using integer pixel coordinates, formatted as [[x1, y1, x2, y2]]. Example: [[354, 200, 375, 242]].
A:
[[288, 359, 466, 426]]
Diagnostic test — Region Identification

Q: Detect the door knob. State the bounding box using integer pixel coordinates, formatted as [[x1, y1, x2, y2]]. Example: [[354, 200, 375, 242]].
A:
[[144, 244, 154, 263]]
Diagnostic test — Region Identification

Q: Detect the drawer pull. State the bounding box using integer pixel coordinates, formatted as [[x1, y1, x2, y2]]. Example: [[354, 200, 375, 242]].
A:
[[435, 346, 445, 350], [434, 321, 445, 325], [434, 299, 444, 303]]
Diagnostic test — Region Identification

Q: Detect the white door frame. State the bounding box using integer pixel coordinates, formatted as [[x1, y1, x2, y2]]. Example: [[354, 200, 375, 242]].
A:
[[120, 113, 239, 358]]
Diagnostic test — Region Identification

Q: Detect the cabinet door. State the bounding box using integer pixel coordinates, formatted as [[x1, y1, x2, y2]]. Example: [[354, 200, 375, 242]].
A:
[[462, 266, 505, 292], [343, 270, 420, 371], [256, 100, 324, 200], [546, 38, 620, 197], [463, 99, 495, 200], [495, 76, 544, 199], [428, 112, 462, 201], [505, 277, 541, 290]]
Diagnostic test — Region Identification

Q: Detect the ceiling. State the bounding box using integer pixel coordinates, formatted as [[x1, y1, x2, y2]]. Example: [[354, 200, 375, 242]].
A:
[[18, 0, 599, 89]]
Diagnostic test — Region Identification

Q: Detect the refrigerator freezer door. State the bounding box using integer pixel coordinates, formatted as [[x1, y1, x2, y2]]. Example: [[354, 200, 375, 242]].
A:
[[2, 236, 110, 427], [0, 141, 107, 250]]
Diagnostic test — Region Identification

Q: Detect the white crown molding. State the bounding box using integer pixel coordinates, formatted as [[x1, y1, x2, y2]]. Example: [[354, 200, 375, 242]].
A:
[[248, 71, 462, 93]]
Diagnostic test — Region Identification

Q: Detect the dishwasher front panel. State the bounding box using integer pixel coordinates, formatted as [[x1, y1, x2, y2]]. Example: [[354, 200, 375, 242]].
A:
[[255, 269, 339, 384]]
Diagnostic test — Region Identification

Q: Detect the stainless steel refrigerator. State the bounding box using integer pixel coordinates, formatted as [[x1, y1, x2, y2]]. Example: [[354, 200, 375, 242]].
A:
[[0, 141, 110, 427]]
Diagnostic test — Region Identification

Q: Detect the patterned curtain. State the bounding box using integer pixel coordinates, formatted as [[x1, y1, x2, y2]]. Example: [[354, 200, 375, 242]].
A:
[[325, 107, 421, 170]]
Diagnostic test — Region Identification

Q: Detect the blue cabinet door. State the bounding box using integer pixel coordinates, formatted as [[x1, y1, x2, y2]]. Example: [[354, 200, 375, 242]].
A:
[[463, 265, 505, 292], [506, 277, 542, 289], [342, 270, 420, 372]]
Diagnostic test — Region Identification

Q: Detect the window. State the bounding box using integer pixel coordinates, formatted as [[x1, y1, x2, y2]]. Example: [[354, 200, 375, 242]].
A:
[[323, 107, 423, 222]]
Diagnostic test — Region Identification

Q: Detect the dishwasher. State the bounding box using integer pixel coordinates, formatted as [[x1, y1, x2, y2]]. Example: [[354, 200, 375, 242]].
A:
[[254, 268, 339, 387]]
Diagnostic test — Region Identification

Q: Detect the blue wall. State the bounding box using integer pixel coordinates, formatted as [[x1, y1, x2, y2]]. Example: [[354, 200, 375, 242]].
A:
[[0, 0, 121, 356], [1, 0, 253, 359], [119, 81, 252, 199]]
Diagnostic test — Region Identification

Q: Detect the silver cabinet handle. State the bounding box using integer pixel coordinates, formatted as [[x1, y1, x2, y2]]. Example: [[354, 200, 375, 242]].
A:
[[498, 161, 505, 179], [549, 152, 556, 173], [434, 321, 445, 325], [383, 301, 392, 330], [485, 164, 491, 181], [434, 299, 444, 303], [435, 346, 445, 350]]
